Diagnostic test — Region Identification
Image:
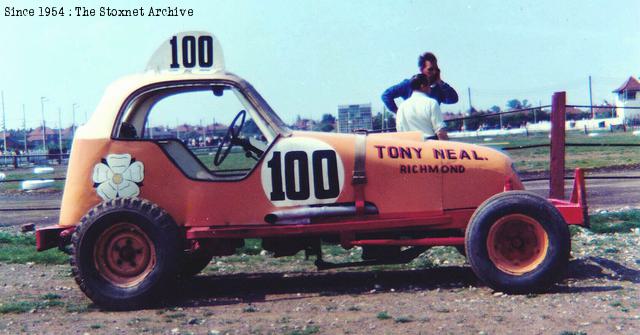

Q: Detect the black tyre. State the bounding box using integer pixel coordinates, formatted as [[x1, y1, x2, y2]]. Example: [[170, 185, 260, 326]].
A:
[[179, 249, 214, 278], [70, 198, 181, 310], [465, 191, 570, 293]]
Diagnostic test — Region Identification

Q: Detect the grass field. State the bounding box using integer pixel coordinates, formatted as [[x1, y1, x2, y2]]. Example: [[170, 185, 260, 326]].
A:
[[455, 130, 640, 173], [195, 147, 258, 172], [0, 232, 68, 265]]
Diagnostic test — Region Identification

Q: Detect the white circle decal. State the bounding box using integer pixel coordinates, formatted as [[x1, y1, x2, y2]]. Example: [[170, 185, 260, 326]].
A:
[[261, 137, 345, 207]]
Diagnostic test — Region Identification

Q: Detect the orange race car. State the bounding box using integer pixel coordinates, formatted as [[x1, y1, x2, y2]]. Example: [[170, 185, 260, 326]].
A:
[[35, 31, 587, 310]]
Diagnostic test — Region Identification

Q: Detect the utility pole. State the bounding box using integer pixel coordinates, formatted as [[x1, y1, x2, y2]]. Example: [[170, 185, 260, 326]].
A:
[[466, 87, 472, 130], [1, 91, 6, 153], [589, 75, 594, 119], [176, 118, 180, 140], [58, 107, 63, 154], [22, 104, 27, 154], [40, 97, 47, 151]]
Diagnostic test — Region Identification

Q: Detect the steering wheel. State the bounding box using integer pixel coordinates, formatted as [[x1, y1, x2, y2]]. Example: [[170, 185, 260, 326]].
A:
[[213, 110, 246, 166]]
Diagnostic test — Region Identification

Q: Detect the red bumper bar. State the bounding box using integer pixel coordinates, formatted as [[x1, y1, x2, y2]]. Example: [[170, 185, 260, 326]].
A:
[[549, 168, 589, 227], [35, 225, 75, 251]]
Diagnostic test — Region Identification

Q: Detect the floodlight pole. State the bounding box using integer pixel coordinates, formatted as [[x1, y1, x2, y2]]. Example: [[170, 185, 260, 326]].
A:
[[1, 91, 6, 153], [41, 97, 47, 151], [588, 75, 594, 119], [72, 103, 78, 139], [382, 106, 387, 131], [58, 107, 63, 155], [22, 104, 27, 154]]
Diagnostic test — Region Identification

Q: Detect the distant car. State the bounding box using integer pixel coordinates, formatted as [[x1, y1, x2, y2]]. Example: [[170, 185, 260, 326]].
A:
[[36, 31, 588, 310]]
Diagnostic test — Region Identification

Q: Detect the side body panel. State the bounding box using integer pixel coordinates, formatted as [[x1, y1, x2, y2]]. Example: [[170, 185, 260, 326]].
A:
[[60, 131, 514, 228], [437, 141, 513, 210], [299, 131, 444, 216]]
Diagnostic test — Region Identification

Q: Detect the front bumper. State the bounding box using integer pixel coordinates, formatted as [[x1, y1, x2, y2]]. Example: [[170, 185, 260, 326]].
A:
[[35, 225, 75, 251]]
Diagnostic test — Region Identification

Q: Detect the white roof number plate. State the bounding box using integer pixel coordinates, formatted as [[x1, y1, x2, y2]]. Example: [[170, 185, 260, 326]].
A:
[[146, 31, 225, 74]]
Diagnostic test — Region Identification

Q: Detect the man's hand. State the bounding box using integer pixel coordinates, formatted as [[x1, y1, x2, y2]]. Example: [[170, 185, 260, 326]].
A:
[[434, 68, 442, 84], [436, 129, 449, 140]]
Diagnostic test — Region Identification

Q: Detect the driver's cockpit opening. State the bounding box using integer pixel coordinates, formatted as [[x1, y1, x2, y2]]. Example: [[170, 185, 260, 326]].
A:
[[114, 82, 275, 181]]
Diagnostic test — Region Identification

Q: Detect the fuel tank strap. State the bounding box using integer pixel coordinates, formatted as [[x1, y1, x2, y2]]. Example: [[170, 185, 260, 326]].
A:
[[352, 132, 368, 215]]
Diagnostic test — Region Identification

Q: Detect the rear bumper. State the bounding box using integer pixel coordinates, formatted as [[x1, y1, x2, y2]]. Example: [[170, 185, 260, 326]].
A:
[[35, 225, 75, 251]]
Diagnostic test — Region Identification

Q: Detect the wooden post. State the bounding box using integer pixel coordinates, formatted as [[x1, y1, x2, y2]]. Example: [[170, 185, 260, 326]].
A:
[[550, 91, 566, 199]]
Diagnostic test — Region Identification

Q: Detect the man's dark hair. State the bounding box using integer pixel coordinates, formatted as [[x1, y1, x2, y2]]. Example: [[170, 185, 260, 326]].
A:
[[418, 52, 438, 69], [410, 73, 430, 90]]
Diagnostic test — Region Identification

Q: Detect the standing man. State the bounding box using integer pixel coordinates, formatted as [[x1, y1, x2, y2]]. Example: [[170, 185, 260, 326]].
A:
[[396, 74, 448, 140], [381, 52, 458, 113]]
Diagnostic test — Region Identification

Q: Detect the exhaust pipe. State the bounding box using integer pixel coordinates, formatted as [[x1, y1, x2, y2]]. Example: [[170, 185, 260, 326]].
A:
[[265, 204, 378, 224]]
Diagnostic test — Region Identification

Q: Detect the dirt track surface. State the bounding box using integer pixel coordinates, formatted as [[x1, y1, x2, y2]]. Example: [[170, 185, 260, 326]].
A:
[[524, 171, 640, 210], [1, 176, 639, 334], [0, 191, 60, 228]]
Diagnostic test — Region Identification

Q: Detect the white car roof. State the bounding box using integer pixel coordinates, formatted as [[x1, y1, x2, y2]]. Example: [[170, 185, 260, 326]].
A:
[[75, 71, 275, 140]]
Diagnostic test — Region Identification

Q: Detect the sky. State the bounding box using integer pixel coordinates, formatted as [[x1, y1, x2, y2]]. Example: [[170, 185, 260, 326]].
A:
[[0, 0, 638, 129]]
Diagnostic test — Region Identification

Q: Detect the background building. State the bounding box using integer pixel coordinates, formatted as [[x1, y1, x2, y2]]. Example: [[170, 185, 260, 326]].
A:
[[613, 76, 640, 124], [337, 103, 372, 133]]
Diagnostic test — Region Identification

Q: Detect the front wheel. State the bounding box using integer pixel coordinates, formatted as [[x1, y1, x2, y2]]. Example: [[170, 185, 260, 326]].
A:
[[465, 191, 570, 293], [70, 198, 181, 310]]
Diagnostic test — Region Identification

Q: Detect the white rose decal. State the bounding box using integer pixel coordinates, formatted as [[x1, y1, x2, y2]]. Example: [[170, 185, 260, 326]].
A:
[[93, 154, 144, 201]]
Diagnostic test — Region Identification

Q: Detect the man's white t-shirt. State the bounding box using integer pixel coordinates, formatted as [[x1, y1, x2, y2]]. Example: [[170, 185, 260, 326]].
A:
[[396, 91, 446, 138]]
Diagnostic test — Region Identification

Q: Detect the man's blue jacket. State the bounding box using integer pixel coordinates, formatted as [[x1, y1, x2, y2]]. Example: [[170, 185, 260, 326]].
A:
[[381, 79, 458, 112]]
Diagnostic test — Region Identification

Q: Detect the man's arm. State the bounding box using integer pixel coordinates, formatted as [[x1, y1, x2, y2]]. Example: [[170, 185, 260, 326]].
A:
[[430, 101, 449, 140], [432, 82, 459, 104], [381, 79, 412, 113]]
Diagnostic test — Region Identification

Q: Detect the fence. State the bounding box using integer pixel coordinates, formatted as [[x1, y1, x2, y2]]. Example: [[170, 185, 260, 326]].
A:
[[0, 153, 70, 169], [443, 92, 640, 199], [3, 94, 640, 212]]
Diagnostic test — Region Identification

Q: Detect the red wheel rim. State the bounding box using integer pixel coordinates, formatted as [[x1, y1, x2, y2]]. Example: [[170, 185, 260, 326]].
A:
[[94, 222, 156, 287], [486, 214, 549, 275]]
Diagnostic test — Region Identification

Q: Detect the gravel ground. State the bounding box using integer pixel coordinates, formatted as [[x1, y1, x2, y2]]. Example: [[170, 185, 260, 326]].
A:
[[0, 227, 638, 335]]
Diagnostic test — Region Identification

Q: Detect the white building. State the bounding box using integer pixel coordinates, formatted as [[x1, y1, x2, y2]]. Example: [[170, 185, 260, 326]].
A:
[[613, 76, 640, 124]]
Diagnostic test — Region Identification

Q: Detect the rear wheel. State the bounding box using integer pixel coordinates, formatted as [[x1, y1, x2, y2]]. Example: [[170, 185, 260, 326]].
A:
[[465, 191, 570, 293], [71, 198, 181, 310], [179, 248, 214, 278]]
